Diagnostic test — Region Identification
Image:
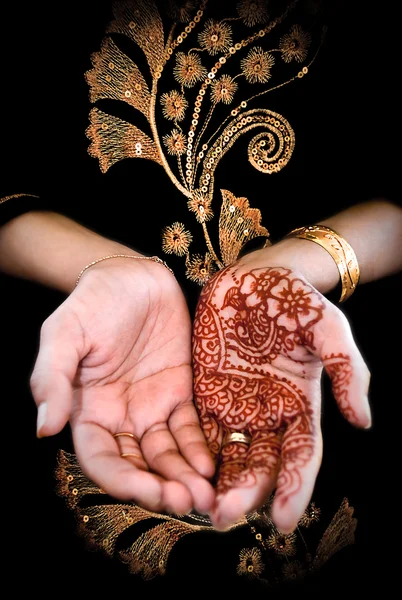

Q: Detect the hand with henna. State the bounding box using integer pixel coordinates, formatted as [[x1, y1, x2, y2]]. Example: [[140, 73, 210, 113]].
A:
[[193, 260, 372, 533]]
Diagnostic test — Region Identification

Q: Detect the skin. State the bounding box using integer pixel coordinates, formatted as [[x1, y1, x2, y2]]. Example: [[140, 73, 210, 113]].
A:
[[193, 263, 371, 532], [31, 256, 216, 515], [0, 201, 400, 530]]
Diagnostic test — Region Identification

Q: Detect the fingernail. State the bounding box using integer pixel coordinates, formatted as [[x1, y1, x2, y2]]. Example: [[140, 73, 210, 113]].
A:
[[36, 403, 47, 437]]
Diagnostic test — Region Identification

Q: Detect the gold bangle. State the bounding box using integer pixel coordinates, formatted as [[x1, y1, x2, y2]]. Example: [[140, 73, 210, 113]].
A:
[[286, 225, 360, 302], [75, 254, 173, 287]]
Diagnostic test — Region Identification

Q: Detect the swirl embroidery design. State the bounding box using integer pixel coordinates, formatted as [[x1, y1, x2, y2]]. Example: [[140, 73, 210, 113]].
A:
[[85, 0, 326, 283]]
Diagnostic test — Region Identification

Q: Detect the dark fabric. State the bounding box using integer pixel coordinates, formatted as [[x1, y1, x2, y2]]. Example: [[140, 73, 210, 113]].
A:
[[1, 1, 400, 595]]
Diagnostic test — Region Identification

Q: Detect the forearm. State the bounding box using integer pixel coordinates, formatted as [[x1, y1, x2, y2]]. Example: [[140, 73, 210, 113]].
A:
[[242, 199, 402, 294], [0, 211, 140, 294]]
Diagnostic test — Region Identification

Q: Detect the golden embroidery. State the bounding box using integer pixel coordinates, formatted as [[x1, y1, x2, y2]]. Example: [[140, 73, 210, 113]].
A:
[[86, 37, 151, 118], [85, 0, 325, 283], [55, 449, 104, 509], [237, 547, 264, 577], [240, 47, 275, 84], [266, 531, 297, 557], [56, 451, 357, 582], [210, 75, 238, 104], [187, 189, 213, 223], [173, 52, 208, 88], [120, 521, 201, 579], [198, 19, 233, 56], [163, 129, 188, 156], [236, 0, 270, 28], [161, 222, 193, 256], [86, 107, 162, 172], [106, 0, 165, 78], [311, 497, 357, 570], [299, 501, 321, 527], [281, 560, 306, 581], [185, 252, 216, 284], [161, 90, 188, 121], [219, 189, 269, 266], [168, 0, 200, 24], [279, 24, 312, 63], [0, 193, 39, 205]]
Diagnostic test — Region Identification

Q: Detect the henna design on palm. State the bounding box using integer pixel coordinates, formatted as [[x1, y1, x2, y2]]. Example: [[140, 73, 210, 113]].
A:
[[193, 265, 370, 530]]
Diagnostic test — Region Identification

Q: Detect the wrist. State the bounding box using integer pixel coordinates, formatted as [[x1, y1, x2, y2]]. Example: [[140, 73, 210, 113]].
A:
[[0, 210, 136, 294], [241, 237, 340, 294]]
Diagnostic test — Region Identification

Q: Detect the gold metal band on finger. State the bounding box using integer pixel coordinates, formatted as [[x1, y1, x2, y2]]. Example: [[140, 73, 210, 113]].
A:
[[286, 224, 360, 303], [113, 432, 136, 440], [121, 452, 143, 460], [222, 432, 252, 448]]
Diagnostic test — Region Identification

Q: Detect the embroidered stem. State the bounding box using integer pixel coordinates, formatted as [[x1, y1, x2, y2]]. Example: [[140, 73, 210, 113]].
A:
[[202, 222, 224, 269]]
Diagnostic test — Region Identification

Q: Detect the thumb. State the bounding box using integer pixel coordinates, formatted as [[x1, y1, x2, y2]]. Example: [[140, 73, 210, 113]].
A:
[[316, 307, 371, 429], [30, 311, 85, 437]]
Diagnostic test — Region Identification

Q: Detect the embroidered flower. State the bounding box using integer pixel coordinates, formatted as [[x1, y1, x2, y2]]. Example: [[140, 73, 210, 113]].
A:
[[163, 129, 187, 156], [162, 222, 192, 256], [236, 0, 270, 28], [186, 253, 215, 284], [282, 560, 306, 581], [266, 531, 297, 556], [168, 0, 198, 23], [279, 25, 311, 63], [211, 75, 238, 104], [161, 90, 188, 121], [298, 502, 321, 527], [173, 52, 207, 87], [241, 47, 275, 83], [198, 19, 233, 55], [187, 190, 213, 222], [237, 547, 264, 577]]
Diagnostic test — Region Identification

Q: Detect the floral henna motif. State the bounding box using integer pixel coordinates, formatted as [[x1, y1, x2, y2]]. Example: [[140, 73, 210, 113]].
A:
[[323, 353, 357, 424], [193, 266, 325, 503]]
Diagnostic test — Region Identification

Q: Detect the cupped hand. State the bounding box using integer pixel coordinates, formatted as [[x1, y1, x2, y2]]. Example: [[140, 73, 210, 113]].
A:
[[31, 258, 215, 514], [193, 260, 371, 532]]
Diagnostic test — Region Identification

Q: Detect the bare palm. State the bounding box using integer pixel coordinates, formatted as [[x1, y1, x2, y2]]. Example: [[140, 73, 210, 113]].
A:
[[31, 259, 215, 514]]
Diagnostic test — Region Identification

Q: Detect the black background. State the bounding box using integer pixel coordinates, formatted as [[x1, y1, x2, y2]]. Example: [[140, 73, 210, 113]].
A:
[[1, 1, 400, 596]]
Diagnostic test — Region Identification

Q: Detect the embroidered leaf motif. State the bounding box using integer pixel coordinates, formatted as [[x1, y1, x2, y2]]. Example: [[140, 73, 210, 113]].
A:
[[86, 37, 151, 119], [219, 189, 269, 266], [312, 498, 357, 569], [107, 0, 164, 78], [86, 107, 162, 173]]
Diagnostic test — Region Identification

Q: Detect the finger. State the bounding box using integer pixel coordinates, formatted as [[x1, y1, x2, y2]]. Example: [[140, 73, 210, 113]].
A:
[[113, 432, 149, 471], [31, 314, 84, 437], [317, 308, 371, 428], [169, 402, 216, 479], [72, 420, 197, 513], [198, 414, 224, 463], [142, 423, 215, 514], [271, 414, 322, 534], [210, 430, 282, 531]]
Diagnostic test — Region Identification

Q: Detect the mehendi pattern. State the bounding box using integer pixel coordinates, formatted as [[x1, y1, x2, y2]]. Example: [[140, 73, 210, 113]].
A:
[[323, 352, 357, 424], [193, 266, 325, 500]]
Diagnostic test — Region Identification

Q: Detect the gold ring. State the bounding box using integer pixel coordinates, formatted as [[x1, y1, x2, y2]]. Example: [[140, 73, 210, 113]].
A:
[[121, 453, 143, 460], [113, 432, 136, 440], [222, 432, 252, 447]]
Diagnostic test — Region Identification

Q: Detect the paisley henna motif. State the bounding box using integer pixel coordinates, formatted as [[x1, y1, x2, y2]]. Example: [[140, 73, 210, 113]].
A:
[[193, 265, 325, 504]]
